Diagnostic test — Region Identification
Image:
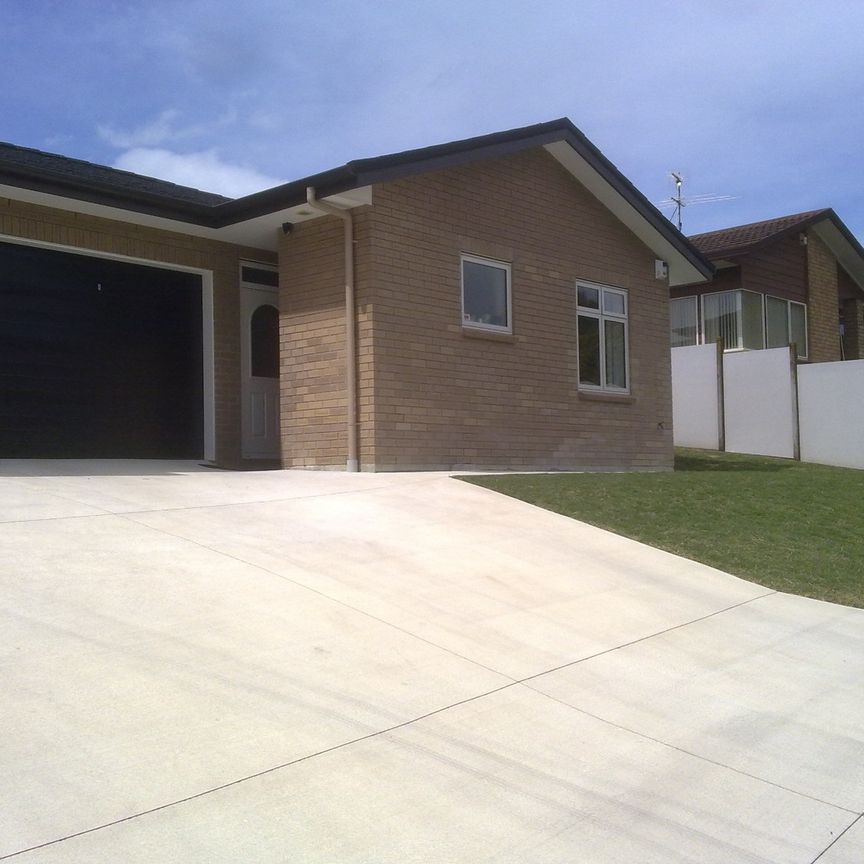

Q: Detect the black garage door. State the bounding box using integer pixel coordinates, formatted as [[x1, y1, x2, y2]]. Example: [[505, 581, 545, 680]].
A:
[[0, 241, 204, 458]]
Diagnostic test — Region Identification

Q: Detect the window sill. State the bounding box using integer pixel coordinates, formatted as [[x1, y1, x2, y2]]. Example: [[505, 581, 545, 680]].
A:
[[578, 389, 635, 404], [461, 327, 518, 344]]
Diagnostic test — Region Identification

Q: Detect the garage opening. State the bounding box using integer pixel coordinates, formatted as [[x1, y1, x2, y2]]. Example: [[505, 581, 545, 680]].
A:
[[0, 240, 204, 458]]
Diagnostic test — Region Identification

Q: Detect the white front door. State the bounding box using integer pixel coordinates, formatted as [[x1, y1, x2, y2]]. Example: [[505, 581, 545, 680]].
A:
[[241, 285, 280, 459]]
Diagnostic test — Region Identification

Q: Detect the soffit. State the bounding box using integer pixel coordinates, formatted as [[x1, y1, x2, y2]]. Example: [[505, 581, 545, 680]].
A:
[[0, 183, 371, 252], [811, 220, 864, 295]]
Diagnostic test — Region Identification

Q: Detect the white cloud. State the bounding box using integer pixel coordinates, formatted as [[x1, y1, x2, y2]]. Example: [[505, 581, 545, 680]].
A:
[[112, 148, 283, 197], [98, 110, 183, 149], [98, 108, 238, 149]]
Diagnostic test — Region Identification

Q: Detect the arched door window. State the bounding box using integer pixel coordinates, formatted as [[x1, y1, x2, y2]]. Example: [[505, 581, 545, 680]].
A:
[[250, 304, 279, 378]]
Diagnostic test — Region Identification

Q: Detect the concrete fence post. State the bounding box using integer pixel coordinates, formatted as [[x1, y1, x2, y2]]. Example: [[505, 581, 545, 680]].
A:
[[716, 339, 725, 452], [789, 343, 801, 461]]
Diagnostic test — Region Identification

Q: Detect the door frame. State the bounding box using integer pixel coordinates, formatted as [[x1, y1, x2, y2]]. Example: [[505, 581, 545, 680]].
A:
[[240, 262, 280, 459]]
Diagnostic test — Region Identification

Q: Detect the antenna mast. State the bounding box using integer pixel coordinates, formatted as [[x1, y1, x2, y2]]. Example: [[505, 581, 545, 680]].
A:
[[670, 171, 684, 231], [656, 173, 737, 232]]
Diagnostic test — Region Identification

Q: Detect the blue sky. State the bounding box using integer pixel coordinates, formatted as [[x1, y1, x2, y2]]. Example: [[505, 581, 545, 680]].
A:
[[3, 0, 863, 237]]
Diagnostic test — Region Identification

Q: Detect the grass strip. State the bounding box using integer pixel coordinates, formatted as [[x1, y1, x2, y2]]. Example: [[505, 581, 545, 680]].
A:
[[463, 449, 864, 608]]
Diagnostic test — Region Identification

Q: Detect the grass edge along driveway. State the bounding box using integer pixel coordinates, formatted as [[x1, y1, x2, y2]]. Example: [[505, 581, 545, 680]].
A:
[[463, 449, 864, 609]]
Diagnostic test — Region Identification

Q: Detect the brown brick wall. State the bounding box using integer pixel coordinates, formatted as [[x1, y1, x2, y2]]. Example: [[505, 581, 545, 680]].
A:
[[806, 230, 842, 362], [0, 196, 274, 462], [838, 266, 864, 360], [362, 148, 673, 471], [277, 210, 376, 468], [838, 265, 861, 301], [842, 298, 864, 361]]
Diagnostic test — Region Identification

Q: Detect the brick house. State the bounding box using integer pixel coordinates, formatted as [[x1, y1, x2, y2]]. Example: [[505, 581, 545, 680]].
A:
[[670, 210, 864, 363], [0, 119, 711, 471]]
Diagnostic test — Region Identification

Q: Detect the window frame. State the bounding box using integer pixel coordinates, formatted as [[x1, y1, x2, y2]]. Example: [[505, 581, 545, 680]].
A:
[[700, 288, 765, 352], [789, 299, 808, 359], [670, 295, 699, 347], [460, 253, 512, 334], [765, 294, 808, 359], [576, 280, 630, 393], [765, 294, 790, 350], [673, 290, 808, 359]]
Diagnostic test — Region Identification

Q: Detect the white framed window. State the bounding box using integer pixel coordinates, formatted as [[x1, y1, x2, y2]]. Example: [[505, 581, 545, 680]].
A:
[[577, 281, 629, 391], [673, 291, 808, 359], [670, 296, 698, 347], [461, 254, 511, 333], [766, 295, 808, 358], [702, 289, 764, 351]]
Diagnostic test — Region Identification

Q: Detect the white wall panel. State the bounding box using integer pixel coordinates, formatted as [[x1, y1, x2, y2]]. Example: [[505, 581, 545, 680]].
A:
[[671, 345, 722, 449], [723, 348, 797, 459], [799, 360, 864, 469]]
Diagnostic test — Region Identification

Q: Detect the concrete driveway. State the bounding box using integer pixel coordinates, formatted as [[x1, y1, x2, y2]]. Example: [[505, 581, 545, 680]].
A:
[[1, 461, 862, 863]]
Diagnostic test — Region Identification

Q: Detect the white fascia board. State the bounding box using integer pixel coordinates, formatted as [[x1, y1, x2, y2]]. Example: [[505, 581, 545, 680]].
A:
[[0, 183, 372, 252], [811, 220, 864, 292], [543, 142, 707, 286]]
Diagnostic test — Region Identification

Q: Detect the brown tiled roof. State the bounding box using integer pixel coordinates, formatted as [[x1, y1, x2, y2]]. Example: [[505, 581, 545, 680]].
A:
[[689, 209, 832, 257]]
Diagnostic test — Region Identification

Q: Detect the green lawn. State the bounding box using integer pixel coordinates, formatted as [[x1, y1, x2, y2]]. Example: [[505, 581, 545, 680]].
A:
[[463, 449, 864, 608]]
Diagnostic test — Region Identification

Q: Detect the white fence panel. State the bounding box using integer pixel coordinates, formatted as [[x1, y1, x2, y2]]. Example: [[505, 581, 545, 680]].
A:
[[671, 344, 722, 449], [798, 360, 864, 469], [723, 348, 797, 458]]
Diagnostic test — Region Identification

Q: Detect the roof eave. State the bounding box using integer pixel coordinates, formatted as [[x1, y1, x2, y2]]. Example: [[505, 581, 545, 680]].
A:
[[210, 165, 361, 225], [811, 210, 864, 294], [0, 165, 221, 227], [691, 209, 833, 260]]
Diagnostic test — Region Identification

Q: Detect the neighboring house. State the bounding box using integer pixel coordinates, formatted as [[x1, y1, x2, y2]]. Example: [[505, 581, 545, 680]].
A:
[[670, 209, 864, 362], [0, 119, 711, 471]]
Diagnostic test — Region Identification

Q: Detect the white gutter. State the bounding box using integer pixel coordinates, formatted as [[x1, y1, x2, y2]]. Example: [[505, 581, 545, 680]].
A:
[[305, 187, 359, 471]]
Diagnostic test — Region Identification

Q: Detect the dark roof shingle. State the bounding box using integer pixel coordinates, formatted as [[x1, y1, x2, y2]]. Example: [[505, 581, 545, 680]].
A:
[[0, 141, 230, 206]]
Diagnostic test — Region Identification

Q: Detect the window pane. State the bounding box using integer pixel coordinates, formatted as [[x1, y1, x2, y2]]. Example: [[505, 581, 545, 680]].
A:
[[670, 297, 698, 347], [463, 260, 508, 328], [578, 315, 601, 386], [241, 266, 279, 287], [703, 291, 740, 349], [603, 290, 626, 316], [251, 304, 279, 378], [766, 296, 789, 349], [604, 320, 627, 388], [741, 291, 764, 349], [577, 285, 600, 309], [790, 303, 807, 358]]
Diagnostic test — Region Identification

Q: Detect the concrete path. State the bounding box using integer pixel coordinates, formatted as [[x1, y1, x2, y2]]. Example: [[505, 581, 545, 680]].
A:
[[1, 461, 862, 862]]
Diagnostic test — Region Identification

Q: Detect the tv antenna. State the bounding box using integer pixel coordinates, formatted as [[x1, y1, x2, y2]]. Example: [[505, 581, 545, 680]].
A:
[[656, 172, 737, 231]]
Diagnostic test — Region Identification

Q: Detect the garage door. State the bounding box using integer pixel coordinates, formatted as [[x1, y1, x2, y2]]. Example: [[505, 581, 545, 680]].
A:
[[0, 241, 204, 458]]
